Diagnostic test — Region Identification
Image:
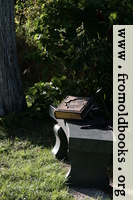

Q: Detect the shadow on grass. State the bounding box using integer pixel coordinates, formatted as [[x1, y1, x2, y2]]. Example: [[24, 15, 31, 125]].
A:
[[0, 113, 56, 149]]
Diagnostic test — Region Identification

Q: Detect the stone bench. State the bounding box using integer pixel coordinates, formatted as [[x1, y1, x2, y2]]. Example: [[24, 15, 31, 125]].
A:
[[49, 105, 113, 189]]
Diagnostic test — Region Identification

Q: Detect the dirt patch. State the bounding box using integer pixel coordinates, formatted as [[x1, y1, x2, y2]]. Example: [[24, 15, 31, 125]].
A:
[[69, 187, 112, 200]]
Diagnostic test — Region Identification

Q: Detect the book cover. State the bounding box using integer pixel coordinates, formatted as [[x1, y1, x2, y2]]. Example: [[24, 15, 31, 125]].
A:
[[54, 96, 98, 120]]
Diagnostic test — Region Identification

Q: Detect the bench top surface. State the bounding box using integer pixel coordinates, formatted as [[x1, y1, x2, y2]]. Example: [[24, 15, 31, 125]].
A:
[[66, 120, 113, 153], [67, 120, 113, 142], [49, 105, 113, 142]]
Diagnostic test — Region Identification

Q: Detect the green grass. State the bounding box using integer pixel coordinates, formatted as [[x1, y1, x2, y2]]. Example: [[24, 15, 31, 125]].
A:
[[0, 113, 112, 200], [0, 117, 73, 200]]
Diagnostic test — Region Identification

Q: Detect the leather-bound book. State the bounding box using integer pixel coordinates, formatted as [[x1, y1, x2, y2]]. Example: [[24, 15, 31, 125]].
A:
[[54, 96, 98, 120]]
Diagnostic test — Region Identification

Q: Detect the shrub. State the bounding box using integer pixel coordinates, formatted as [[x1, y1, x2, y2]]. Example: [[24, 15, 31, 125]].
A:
[[15, 0, 133, 119]]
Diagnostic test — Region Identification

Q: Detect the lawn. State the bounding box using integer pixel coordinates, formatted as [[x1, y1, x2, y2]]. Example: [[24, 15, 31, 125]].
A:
[[0, 111, 112, 200], [0, 116, 74, 200]]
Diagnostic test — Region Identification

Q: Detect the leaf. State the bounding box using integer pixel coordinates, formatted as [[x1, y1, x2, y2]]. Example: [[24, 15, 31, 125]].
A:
[[51, 76, 62, 87], [109, 12, 117, 24], [29, 87, 38, 95], [60, 75, 67, 81]]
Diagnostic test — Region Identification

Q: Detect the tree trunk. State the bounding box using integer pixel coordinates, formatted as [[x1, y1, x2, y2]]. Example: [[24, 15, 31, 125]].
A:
[[0, 0, 26, 116]]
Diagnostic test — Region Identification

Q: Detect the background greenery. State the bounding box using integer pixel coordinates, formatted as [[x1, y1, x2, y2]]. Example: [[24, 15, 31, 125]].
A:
[[14, 0, 133, 120]]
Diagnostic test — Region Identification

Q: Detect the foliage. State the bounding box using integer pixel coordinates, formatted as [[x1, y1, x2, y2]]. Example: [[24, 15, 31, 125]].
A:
[[14, 0, 133, 119]]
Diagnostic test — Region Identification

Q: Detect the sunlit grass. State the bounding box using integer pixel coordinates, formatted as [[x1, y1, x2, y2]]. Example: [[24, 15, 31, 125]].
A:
[[0, 117, 74, 200], [0, 143, 72, 200]]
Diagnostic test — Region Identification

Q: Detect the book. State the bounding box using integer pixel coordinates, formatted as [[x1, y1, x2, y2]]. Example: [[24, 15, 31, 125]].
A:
[[54, 95, 98, 120]]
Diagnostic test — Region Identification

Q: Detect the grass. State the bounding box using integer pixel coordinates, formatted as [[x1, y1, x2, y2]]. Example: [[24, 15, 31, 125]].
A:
[[0, 114, 113, 200], [0, 112, 113, 200], [0, 116, 74, 200]]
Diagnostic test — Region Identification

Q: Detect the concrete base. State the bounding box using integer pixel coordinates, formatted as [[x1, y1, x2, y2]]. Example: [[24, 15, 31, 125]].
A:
[[67, 149, 111, 189]]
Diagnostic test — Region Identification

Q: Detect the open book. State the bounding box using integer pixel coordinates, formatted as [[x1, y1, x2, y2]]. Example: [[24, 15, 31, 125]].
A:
[[54, 96, 98, 120]]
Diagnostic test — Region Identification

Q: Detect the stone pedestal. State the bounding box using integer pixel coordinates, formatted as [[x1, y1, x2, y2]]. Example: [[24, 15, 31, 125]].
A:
[[49, 105, 113, 189]]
